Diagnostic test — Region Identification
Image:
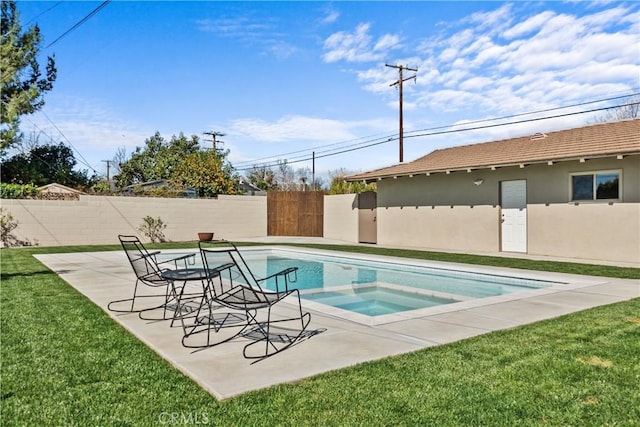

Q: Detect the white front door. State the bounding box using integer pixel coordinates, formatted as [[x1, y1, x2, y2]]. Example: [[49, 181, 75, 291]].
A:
[[501, 180, 527, 253]]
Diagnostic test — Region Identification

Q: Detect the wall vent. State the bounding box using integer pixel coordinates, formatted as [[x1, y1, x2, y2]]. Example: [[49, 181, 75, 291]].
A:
[[530, 132, 548, 140]]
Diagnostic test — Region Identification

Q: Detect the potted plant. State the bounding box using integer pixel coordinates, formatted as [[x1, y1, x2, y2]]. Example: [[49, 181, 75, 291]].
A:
[[197, 232, 214, 241]]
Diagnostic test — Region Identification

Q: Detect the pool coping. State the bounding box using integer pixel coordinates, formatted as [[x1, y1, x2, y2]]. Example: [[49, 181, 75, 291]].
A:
[[35, 247, 639, 400], [242, 246, 609, 326]]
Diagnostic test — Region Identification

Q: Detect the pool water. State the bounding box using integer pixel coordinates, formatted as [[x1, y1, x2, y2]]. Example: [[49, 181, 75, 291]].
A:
[[302, 287, 458, 316], [237, 249, 562, 317]]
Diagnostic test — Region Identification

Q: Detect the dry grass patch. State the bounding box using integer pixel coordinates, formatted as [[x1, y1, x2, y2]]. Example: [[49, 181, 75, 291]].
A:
[[582, 396, 600, 405], [576, 355, 613, 368]]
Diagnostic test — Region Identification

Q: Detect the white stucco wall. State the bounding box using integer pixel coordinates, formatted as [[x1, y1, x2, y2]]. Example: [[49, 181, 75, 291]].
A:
[[1, 195, 267, 246], [376, 205, 500, 253], [323, 194, 359, 243], [372, 156, 640, 264], [528, 202, 640, 263]]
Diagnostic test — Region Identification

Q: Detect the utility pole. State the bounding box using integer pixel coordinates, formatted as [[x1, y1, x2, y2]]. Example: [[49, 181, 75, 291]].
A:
[[386, 63, 417, 163], [312, 151, 315, 190], [101, 160, 111, 182], [203, 131, 225, 151]]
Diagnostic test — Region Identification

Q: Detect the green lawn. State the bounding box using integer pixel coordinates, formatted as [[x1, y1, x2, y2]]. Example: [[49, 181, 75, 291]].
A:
[[1, 244, 639, 426]]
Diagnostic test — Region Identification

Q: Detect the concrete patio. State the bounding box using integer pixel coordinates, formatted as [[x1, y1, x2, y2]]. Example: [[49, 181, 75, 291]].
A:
[[35, 241, 639, 400]]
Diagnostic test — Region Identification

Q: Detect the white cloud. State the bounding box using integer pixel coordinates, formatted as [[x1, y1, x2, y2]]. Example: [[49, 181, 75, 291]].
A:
[[502, 11, 555, 39], [196, 17, 272, 37], [435, 28, 475, 62], [196, 15, 297, 58], [356, 67, 392, 94], [420, 89, 490, 113], [264, 40, 298, 59], [320, 8, 340, 25], [466, 3, 513, 33], [23, 95, 153, 173], [581, 5, 632, 29], [405, 3, 639, 120], [439, 66, 470, 88], [374, 34, 401, 51], [323, 23, 376, 63], [322, 23, 401, 63], [471, 42, 508, 67], [459, 77, 493, 92], [225, 115, 398, 172], [229, 115, 358, 143]]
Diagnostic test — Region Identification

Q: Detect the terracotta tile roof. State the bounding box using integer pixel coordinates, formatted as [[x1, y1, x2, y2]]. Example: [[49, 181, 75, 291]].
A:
[[347, 119, 640, 182]]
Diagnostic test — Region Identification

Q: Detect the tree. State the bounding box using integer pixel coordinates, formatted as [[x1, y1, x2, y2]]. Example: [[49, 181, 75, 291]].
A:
[[110, 146, 127, 178], [327, 168, 376, 195], [18, 129, 42, 152], [0, 142, 98, 188], [115, 131, 240, 197], [311, 176, 325, 191], [249, 162, 325, 192], [1, 1, 57, 152], [114, 132, 200, 187], [245, 165, 278, 191], [170, 149, 239, 197], [590, 95, 640, 123], [295, 166, 324, 191], [275, 160, 297, 190], [296, 167, 310, 191]]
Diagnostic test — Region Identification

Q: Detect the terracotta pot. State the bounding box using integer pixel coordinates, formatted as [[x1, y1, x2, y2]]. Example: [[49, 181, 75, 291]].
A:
[[197, 232, 214, 241]]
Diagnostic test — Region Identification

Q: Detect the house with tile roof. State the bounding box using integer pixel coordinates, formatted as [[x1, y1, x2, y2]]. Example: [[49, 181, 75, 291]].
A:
[[36, 183, 85, 200], [346, 119, 640, 264]]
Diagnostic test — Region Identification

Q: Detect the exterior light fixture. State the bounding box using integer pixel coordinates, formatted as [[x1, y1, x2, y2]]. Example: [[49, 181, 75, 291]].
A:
[[473, 178, 484, 186]]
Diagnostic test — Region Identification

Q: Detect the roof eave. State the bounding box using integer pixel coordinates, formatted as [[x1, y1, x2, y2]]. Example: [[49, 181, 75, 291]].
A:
[[346, 151, 640, 183]]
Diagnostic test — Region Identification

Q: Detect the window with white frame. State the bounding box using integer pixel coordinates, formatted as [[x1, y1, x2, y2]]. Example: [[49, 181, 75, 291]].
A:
[[571, 170, 621, 201]]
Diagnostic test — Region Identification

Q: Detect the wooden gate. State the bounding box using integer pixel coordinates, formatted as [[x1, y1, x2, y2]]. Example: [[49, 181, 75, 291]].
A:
[[267, 191, 324, 237]]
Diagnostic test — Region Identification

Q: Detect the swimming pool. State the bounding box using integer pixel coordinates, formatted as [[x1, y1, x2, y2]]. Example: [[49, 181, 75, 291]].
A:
[[233, 248, 565, 321]]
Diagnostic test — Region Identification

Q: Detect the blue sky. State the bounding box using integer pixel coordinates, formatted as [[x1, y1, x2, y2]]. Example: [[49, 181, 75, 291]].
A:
[[14, 1, 640, 181]]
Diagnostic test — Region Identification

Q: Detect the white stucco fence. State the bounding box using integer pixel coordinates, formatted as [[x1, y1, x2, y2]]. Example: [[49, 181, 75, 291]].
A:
[[1, 195, 267, 246], [1, 194, 360, 247], [323, 194, 359, 243], [1, 194, 638, 265]]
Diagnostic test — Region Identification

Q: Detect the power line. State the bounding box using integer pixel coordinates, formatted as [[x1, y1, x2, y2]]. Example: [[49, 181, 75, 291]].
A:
[[1, 95, 100, 176], [404, 101, 640, 141], [1, 119, 90, 180], [405, 92, 640, 137], [232, 130, 396, 167], [7, 90, 637, 179], [45, 0, 111, 49], [234, 132, 397, 169], [25, 1, 63, 26], [233, 98, 639, 172], [35, 110, 99, 174], [233, 92, 638, 171]]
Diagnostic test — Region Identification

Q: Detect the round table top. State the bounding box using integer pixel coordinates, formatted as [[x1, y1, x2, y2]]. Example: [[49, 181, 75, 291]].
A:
[[161, 268, 209, 281]]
